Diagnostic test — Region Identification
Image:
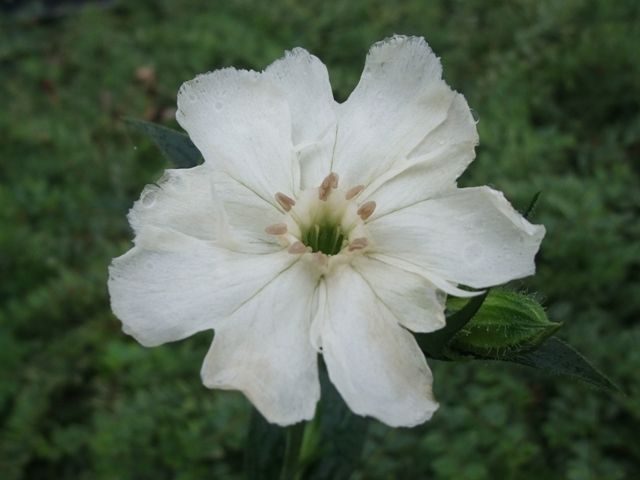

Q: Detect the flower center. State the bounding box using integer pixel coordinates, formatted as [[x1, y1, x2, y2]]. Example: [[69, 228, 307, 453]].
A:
[[301, 223, 345, 255], [265, 173, 376, 270]]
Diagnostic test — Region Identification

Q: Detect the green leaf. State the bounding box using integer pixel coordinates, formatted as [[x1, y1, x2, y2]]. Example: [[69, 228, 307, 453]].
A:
[[447, 290, 561, 359], [243, 363, 368, 480], [125, 118, 202, 168], [301, 363, 369, 480], [503, 336, 622, 394], [522, 191, 542, 220], [244, 407, 285, 480], [418, 291, 488, 360]]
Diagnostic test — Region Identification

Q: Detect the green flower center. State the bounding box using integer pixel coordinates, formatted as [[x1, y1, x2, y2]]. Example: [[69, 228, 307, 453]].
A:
[[301, 223, 346, 256]]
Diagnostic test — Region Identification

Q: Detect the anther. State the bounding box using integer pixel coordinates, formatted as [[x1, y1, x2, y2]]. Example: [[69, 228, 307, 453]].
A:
[[330, 173, 339, 188], [348, 237, 369, 252], [357, 201, 376, 220], [288, 241, 308, 254], [319, 172, 339, 201], [265, 223, 288, 235], [275, 192, 296, 211], [312, 252, 329, 267], [345, 185, 364, 200]]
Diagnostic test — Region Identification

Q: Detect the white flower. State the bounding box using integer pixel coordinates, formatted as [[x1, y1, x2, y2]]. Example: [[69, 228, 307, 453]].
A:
[[108, 36, 545, 427]]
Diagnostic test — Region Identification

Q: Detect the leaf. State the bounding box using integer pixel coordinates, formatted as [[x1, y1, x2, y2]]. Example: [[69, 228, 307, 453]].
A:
[[243, 363, 368, 480], [447, 290, 562, 359], [301, 363, 369, 480], [503, 336, 622, 394], [124, 118, 202, 168], [522, 191, 542, 220], [418, 291, 488, 360], [244, 407, 285, 480]]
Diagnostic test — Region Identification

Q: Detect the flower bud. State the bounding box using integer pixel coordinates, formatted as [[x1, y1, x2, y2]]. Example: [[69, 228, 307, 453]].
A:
[[446, 290, 561, 359]]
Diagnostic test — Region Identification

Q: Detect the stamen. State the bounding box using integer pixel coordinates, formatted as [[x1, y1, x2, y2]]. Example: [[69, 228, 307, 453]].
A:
[[275, 192, 296, 211], [265, 223, 288, 235], [319, 172, 339, 200], [288, 241, 308, 254], [345, 185, 364, 200], [357, 201, 376, 220], [312, 252, 329, 267], [330, 173, 339, 189], [348, 237, 369, 252]]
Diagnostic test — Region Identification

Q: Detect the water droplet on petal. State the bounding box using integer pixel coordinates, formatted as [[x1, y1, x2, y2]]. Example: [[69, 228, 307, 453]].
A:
[[215, 101, 223, 110]]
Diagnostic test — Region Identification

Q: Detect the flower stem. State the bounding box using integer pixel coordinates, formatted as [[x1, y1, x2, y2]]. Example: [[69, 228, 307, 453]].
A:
[[279, 421, 306, 480]]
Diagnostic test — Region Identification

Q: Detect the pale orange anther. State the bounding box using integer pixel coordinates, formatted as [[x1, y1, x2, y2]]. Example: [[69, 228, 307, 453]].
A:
[[288, 241, 308, 254], [319, 172, 339, 200], [312, 252, 329, 267], [330, 173, 339, 189], [345, 185, 365, 200], [275, 192, 296, 211], [357, 201, 376, 220], [264, 223, 288, 235], [348, 237, 369, 252]]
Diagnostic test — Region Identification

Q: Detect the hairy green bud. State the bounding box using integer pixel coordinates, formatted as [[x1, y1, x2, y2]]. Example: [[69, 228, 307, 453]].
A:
[[446, 290, 561, 359]]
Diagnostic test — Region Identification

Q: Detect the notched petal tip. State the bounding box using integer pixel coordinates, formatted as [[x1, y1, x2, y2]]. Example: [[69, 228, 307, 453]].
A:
[[366, 35, 441, 74]]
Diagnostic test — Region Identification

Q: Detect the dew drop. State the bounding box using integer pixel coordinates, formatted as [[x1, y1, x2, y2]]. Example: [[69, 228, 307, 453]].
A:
[[215, 101, 223, 110]]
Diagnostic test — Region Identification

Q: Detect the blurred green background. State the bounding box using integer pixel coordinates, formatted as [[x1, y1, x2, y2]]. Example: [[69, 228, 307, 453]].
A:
[[1, 0, 639, 478]]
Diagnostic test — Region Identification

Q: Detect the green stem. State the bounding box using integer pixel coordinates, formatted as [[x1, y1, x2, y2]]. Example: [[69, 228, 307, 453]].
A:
[[279, 422, 306, 480]]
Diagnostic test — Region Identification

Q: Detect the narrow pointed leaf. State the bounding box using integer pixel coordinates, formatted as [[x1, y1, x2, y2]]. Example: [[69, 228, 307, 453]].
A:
[[125, 118, 202, 168], [503, 336, 621, 394], [522, 191, 542, 219]]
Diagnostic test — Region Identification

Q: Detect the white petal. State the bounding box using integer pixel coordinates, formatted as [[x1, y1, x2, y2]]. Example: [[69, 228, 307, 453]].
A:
[[363, 94, 478, 216], [265, 48, 338, 190], [176, 68, 296, 200], [108, 227, 296, 347], [333, 36, 455, 188], [201, 259, 320, 426], [320, 266, 439, 427], [128, 165, 229, 242], [368, 187, 546, 289], [351, 256, 445, 333], [367, 253, 483, 298], [212, 172, 285, 254]]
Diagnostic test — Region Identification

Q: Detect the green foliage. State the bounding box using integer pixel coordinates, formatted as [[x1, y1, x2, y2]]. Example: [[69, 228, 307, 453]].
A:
[[244, 365, 368, 480], [506, 337, 620, 394], [1, 0, 639, 479], [125, 118, 202, 168]]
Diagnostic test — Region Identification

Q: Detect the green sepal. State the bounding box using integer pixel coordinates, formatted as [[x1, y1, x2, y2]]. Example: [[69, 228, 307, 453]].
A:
[[417, 291, 488, 360], [502, 336, 622, 394], [446, 290, 562, 359], [125, 118, 202, 168]]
